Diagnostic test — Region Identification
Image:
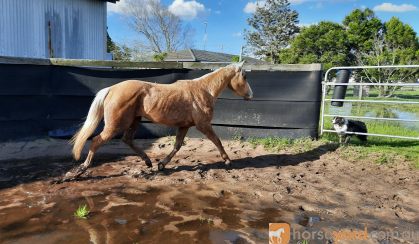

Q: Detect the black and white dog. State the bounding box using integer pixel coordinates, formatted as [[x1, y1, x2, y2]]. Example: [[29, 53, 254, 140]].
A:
[[332, 116, 368, 144]]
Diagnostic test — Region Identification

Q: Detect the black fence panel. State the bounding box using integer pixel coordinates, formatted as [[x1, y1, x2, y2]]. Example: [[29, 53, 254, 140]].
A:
[[0, 63, 322, 141]]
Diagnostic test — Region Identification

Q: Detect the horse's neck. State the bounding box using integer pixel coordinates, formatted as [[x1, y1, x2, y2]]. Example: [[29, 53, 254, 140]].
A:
[[196, 68, 233, 98]]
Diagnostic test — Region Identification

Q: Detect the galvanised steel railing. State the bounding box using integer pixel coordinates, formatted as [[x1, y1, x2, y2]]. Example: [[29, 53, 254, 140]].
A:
[[320, 65, 419, 140]]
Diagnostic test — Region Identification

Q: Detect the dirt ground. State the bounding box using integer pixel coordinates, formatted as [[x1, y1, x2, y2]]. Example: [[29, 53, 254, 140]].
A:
[[0, 137, 418, 243]]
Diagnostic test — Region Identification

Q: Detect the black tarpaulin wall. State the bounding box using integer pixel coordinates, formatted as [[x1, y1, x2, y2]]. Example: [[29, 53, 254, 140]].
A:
[[0, 63, 322, 141]]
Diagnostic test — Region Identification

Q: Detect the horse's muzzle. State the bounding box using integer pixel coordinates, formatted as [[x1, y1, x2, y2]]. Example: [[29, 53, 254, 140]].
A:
[[244, 95, 252, 101], [244, 84, 253, 101]]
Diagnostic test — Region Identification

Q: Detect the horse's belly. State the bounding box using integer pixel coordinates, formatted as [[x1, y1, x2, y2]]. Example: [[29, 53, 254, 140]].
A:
[[141, 102, 195, 127], [144, 112, 194, 127], [139, 88, 198, 127]]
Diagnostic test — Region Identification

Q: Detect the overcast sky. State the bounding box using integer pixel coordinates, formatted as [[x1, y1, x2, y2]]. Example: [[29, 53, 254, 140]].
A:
[[107, 0, 419, 55]]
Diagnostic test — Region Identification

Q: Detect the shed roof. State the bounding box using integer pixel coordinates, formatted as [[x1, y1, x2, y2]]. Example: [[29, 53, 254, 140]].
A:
[[165, 49, 267, 65]]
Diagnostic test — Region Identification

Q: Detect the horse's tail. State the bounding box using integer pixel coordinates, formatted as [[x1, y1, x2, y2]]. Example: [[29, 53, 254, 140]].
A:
[[70, 87, 110, 160]]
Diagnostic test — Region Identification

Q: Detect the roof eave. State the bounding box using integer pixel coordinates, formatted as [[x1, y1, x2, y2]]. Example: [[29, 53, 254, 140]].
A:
[[164, 59, 196, 62]]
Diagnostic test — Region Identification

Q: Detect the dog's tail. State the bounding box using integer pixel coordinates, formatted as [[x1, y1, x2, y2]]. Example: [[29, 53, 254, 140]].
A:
[[70, 87, 110, 160]]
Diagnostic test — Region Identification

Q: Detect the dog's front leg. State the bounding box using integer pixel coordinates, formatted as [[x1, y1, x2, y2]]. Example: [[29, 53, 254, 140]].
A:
[[339, 134, 345, 144], [344, 135, 351, 144]]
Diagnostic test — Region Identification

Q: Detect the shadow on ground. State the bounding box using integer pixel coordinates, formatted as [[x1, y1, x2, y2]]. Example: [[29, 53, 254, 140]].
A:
[[0, 154, 132, 189], [0, 143, 339, 189], [141, 143, 339, 177]]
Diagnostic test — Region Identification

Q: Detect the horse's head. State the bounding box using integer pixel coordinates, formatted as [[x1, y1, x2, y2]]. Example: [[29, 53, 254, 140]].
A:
[[228, 61, 253, 101]]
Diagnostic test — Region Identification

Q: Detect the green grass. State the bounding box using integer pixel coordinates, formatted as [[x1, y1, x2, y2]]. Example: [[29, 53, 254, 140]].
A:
[[367, 88, 419, 100], [74, 204, 90, 219], [198, 216, 214, 225], [247, 132, 418, 169], [247, 87, 419, 168], [332, 87, 419, 101], [322, 119, 419, 167], [247, 137, 322, 154], [321, 87, 419, 167]]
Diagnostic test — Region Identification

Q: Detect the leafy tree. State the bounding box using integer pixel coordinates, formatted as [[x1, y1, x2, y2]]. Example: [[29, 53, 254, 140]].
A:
[[355, 17, 419, 97], [279, 21, 351, 70], [385, 17, 418, 50], [106, 32, 116, 54], [277, 8, 419, 97], [231, 56, 240, 62], [152, 52, 168, 62], [107, 32, 132, 60], [245, 0, 299, 64], [343, 8, 383, 54]]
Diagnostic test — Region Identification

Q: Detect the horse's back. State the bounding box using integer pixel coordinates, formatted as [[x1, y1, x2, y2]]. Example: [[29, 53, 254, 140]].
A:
[[105, 79, 214, 127]]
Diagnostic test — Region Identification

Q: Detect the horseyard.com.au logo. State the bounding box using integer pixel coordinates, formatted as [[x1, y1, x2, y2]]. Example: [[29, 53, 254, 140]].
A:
[[269, 222, 367, 244], [269, 222, 418, 243], [269, 223, 291, 244]]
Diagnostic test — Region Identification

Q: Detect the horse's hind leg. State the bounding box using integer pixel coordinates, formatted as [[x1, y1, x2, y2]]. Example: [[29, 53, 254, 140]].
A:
[[158, 127, 189, 171], [63, 126, 117, 181], [122, 117, 152, 167], [196, 123, 231, 166]]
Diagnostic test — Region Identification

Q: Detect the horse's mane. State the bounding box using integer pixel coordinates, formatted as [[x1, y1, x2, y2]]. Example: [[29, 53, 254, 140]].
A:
[[192, 65, 237, 82]]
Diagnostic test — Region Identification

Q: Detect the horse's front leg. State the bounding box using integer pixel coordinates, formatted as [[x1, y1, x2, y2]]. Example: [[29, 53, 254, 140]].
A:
[[196, 123, 231, 167], [158, 127, 189, 171]]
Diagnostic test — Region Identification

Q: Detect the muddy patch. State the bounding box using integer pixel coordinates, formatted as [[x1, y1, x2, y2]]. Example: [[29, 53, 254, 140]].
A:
[[0, 138, 418, 243]]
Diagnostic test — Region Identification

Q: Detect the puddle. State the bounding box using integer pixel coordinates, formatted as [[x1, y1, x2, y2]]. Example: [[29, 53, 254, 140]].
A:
[[0, 183, 282, 243]]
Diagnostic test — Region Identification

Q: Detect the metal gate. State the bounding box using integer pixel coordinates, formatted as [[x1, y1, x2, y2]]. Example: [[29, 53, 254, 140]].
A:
[[320, 65, 419, 140]]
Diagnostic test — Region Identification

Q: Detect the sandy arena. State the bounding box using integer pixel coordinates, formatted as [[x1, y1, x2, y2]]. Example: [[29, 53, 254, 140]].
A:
[[0, 137, 418, 243]]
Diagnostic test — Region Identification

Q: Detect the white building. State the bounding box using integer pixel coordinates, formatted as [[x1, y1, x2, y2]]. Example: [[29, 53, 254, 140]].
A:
[[0, 0, 118, 60]]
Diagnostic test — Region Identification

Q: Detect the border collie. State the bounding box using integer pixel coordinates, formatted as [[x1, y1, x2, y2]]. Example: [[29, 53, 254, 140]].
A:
[[332, 116, 368, 144]]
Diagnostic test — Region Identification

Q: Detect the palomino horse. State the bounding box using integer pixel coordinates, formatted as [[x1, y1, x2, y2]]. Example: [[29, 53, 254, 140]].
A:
[[63, 61, 252, 181]]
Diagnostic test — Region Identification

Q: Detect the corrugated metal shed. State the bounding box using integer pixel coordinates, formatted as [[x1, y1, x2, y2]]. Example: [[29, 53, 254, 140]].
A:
[[0, 0, 112, 60]]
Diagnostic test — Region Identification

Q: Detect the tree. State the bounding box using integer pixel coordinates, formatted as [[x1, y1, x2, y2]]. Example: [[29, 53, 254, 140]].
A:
[[152, 52, 167, 62], [277, 8, 418, 97], [279, 21, 351, 70], [343, 8, 383, 54], [107, 32, 132, 60], [231, 56, 240, 62], [355, 17, 419, 97], [122, 0, 193, 55], [245, 0, 299, 64], [385, 17, 418, 50]]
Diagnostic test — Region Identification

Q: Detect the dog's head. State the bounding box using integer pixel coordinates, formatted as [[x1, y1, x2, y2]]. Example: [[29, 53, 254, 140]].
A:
[[332, 116, 346, 126]]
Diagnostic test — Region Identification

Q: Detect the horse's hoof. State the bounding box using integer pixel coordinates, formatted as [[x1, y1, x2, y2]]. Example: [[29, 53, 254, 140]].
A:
[[55, 175, 72, 183], [61, 168, 84, 182], [158, 163, 165, 171], [49, 177, 63, 184], [145, 161, 153, 168]]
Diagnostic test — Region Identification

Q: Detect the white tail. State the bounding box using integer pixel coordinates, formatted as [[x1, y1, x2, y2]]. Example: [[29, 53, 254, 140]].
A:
[[70, 87, 110, 160]]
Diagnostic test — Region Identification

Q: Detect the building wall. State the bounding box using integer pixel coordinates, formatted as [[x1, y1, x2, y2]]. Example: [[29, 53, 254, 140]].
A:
[[0, 0, 107, 60]]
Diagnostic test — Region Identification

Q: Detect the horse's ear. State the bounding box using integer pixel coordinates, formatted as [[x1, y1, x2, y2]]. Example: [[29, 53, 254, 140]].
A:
[[234, 60, 245, 72]]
